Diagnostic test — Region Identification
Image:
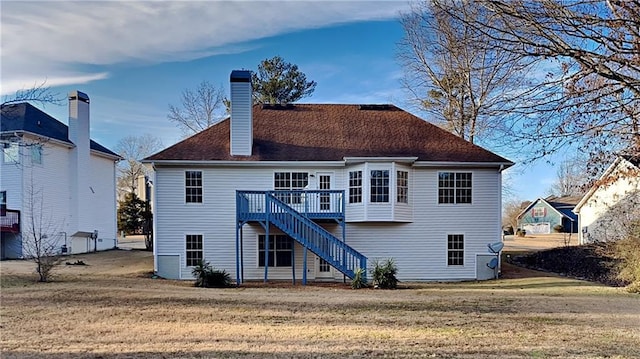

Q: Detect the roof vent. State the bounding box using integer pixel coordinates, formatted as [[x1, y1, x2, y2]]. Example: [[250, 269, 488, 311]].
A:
[[262, 104, 295, 110], [359, 104, 394, 111]]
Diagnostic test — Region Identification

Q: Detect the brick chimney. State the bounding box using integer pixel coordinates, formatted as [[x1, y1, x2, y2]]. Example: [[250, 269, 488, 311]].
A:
[[68, 90, 91, 232], [230, 70, 253, 156]]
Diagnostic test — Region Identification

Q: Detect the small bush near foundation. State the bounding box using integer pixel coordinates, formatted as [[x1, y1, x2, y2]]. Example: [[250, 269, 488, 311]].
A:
[[516, 228, 526, 237], [371, 258, 398, 289], [553, 224, 564, 233], [351, 268, 368, 289], [192, 260, 232, 288]]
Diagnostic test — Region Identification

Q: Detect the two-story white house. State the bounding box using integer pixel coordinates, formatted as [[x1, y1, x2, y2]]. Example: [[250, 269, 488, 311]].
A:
[[573, 155, 639, 244], [1, 91, 121, 259], [143, 70, 513, 283]]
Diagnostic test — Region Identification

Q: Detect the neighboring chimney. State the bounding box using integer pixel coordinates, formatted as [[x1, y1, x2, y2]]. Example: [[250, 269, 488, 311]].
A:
[[230, 70, 253, 156], [68, 90, 91, 233]]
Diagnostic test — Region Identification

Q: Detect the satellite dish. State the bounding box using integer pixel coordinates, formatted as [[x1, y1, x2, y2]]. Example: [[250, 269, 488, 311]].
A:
[[486, 257, 499, 269], [488, 242, 504, 253]]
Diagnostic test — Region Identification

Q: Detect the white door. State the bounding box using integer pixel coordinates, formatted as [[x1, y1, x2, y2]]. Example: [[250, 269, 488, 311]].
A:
[[317, 172, 333, 212], [316, 257, 333, 280]]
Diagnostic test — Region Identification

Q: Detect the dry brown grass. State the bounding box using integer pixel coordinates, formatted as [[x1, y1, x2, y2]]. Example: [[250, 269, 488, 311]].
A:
[[1, 250, 639, 358]]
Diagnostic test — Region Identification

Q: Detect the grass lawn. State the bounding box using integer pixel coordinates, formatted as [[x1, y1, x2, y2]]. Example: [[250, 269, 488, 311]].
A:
[[1, 250, 639, 358]]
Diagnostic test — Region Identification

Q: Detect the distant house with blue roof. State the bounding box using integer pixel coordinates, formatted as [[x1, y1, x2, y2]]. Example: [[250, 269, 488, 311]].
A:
[[1, 92, 121, 259], [517, 195, 581, 234]]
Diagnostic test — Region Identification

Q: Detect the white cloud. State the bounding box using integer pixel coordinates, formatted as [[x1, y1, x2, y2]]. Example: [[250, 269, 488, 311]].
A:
[[1, 1, 409, 95]]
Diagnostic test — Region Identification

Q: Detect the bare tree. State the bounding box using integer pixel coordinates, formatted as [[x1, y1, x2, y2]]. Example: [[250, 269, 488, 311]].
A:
[[168, 81, 226, 136], [439, 1, 640, 162], [115, 134, 163, 197], [503, 199, 526, 233], [1, 80, 62, 107], [548, 158, 587, 197], [22, 174, 63, 282], [399, 1, 534, 144]]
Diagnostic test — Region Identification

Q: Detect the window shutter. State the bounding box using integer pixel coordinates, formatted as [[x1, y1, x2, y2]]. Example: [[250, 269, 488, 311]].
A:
[[543, 208, 547, 217]]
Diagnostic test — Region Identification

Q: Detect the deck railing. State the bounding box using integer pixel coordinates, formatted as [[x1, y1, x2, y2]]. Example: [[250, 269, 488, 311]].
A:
[[0, 209, 20, 233], [237, 190, 345, 221]]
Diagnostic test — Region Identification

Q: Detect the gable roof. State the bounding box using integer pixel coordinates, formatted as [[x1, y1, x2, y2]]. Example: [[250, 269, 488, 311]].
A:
[[1, 102, 119, 158], [574, 156, 640, 213], [146, 104, 513, 165], [517, 197, 578, 222]]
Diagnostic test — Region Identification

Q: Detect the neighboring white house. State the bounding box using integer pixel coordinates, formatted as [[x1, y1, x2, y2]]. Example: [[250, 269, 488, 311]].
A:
[[573, 156, 640, 244], [1, 92, 121, 259], [142, 70, 513, 283]]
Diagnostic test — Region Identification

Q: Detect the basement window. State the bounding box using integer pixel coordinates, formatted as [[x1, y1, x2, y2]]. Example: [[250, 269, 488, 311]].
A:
[[447, 234, 464, 266], [258, 234, 293, 267], [185, 234, 203, 266]]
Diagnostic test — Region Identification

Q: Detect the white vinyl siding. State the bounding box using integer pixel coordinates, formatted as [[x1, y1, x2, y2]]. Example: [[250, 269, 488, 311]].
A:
[[153, 164, 501, 282]]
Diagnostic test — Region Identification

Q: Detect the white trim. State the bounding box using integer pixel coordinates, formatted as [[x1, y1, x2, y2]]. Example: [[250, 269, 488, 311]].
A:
[[144, 160, 346, 167], [414, 161, 513, 169], [344, 157, 418, 164]]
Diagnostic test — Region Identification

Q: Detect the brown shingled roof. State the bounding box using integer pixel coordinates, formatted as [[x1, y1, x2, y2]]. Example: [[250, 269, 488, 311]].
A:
[[146, 104, 512, 164]]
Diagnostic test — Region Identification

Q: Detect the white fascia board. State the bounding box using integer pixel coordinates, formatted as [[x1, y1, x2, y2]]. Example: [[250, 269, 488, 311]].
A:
[[343, 157, 418, 164], [90, 149, 122, 161], [413, 161, 514, 170], [143, 160, 346, 168]]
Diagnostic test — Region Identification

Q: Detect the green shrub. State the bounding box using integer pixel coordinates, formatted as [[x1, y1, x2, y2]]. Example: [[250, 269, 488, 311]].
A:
[[351, 267, 368, 289], [371, 258, 398, 289], [192, 260, 232, 288], [553, 224, 564, 233]]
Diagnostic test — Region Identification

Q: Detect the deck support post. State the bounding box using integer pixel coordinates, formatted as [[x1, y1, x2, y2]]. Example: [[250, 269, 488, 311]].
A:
[[264, 194, 270, 283], [291, 242, 296, 285], [303, 247, 308, 285]]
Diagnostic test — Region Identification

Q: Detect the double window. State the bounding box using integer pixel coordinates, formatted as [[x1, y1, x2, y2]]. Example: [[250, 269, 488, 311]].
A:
[[370, 170, 389, 203], [185, 171, 203, 203], [185, 234, 203, 266], [532, 207, 545, 218], [438, 172, 472, 204], [447, 234, 464, 266], [274, 172, 308, 204], [348, 171, 362, 204], [258, 234, 293, 267]]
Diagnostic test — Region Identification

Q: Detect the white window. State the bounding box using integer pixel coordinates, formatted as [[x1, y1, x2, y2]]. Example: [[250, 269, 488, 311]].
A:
[[185, 234, 203, 266], [397, 171, 408, 203], [438, 172, 472, 204], [447, 234, 464, 266], [258, 234, 293, 267], [274, 172, 308, 204], [31, 145, 42, 165], [348, 171, 362, 204], [370, 170, 389, 203], [185, 171, 203, 203], [532, 207, 545, 218], [2, 143, 19, 164]]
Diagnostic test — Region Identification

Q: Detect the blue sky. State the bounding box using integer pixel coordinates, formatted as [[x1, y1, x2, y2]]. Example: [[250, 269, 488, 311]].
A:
[[1, 1, 560, 201]]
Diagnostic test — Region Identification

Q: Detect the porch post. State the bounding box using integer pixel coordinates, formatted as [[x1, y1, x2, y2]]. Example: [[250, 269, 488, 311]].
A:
[[302, 247, 308, 285], [235, 221, 241, 286], [264, 194, 270, 283], [291, 242, 296, 285]]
